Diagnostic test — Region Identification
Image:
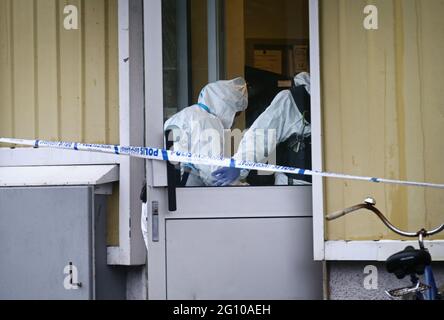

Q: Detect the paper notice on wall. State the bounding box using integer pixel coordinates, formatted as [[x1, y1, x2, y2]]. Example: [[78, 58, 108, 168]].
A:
[[293, 45, 309, 73], [254, 50, 282, 74]]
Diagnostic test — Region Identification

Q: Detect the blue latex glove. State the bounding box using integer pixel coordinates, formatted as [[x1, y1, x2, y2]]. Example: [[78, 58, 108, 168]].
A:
[[212, 167, 241, 186]]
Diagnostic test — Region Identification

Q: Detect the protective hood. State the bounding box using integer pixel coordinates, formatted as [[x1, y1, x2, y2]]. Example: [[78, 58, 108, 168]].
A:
[[198, 77, 248, 129], [294, 72, 311, 95]]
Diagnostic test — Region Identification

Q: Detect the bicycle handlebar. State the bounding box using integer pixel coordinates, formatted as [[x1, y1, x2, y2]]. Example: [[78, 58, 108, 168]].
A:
[[326, 198, 444, 238], [326, 204, 368, 221]]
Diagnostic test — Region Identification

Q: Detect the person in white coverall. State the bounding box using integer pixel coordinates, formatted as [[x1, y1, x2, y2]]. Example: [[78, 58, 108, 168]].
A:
[[164, 77, 248, 187], [141, 78, 248, 249], [141, 78, 248, 248], [212, 72, 311, 186]]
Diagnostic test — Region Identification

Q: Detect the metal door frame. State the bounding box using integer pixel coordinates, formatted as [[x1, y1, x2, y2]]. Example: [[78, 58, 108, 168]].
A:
[[143, 0, 322, 299]]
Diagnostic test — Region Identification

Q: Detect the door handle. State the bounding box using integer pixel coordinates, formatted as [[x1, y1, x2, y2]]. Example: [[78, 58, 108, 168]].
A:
[[152, 201, 159, 242], [165, 130, 178, 212]]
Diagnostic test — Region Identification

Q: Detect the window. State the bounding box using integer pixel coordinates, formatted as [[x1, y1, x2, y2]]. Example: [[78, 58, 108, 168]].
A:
[[162, 0, 312, 188]]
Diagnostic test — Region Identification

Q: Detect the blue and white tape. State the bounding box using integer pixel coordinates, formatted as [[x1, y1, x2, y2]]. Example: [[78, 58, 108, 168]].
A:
[[1, 137, 444, 190]]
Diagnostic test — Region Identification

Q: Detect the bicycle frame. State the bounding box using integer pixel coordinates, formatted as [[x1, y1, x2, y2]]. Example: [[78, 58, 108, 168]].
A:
[[326, 197, 443, 300], [424, 266, 439, 300]]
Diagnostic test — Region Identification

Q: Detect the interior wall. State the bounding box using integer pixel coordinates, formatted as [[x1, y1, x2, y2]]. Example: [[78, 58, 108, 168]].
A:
[[231, 0, 309, 131], [225, 0, 246, 131], [190, 0, 208, 103], [320, 0, 444, 240], [245, 0, 309, 40]]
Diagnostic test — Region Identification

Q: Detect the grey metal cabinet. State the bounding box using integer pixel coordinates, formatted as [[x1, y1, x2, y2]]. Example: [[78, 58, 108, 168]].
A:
[[0, 186, 126, 300]]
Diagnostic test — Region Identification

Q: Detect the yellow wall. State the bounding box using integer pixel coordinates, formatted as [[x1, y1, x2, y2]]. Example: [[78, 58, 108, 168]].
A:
[[0, 0, 119, 145], [321, 0, 444, 240], [0, 0, 120, 246]]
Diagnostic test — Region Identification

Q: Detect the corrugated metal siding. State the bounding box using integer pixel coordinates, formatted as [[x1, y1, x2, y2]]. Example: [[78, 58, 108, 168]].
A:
[[0, 0, 120, 246], [321, 0, 444, 240], [0, 0, 119, 145]]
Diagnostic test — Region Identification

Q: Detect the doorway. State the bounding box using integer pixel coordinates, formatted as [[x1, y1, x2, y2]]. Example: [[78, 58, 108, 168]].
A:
[[144, 0, 322, 300]]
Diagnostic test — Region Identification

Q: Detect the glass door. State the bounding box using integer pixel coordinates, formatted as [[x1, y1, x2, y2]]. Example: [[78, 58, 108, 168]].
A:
[[145, 0, 322, 300]]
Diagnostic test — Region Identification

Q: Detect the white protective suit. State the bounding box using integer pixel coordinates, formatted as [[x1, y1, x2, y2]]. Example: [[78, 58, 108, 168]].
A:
[[233, 72, 311, 185], [164, 77, 248, 186], [141, 200, 149, 250]]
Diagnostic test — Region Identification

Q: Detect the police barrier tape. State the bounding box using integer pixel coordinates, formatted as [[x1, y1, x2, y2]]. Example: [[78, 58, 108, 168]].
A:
[[1, 137, 444, 190]]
